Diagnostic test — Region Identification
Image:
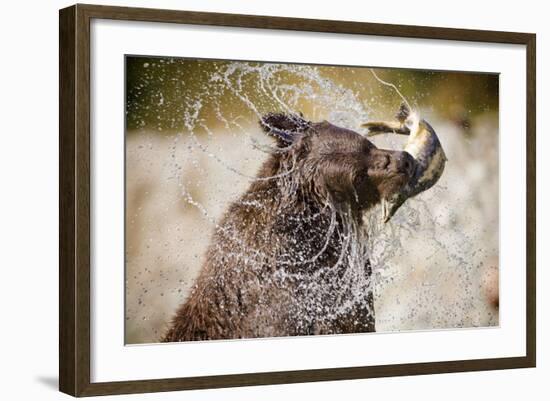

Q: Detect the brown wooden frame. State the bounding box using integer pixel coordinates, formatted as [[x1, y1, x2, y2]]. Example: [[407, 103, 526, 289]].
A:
[[59, 3, 536, 397]]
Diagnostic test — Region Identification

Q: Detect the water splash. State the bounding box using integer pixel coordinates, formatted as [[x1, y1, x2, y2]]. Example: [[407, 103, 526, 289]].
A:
[[369, 68, 413, 112]]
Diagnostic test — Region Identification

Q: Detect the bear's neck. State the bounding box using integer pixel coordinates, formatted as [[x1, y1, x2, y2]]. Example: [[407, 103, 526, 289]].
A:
[[231, 157, 367, 275], [249, 154, 365, 228]]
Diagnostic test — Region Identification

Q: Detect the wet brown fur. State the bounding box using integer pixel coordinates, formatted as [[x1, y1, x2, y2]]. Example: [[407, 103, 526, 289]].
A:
[[162, 114, 415, 342]]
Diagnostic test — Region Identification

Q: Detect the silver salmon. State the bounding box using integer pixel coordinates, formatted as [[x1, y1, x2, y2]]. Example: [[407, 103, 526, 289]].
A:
[[362, 104, 447, 222]]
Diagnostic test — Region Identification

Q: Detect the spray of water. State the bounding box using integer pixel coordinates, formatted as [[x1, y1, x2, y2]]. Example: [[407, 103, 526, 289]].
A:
[[369, 68, 413, 112]]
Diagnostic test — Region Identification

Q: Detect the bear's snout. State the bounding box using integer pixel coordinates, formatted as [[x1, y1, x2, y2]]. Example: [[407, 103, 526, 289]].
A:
[[393, 151, 415, 178]]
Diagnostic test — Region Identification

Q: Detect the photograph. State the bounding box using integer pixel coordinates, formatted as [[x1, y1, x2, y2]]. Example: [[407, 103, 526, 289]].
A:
[[124, 56, 500, 344], [52, 2, 537, 397]]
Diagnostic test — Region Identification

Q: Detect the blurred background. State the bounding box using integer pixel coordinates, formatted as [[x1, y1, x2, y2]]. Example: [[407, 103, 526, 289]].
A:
[[125, 56, 499, 344]]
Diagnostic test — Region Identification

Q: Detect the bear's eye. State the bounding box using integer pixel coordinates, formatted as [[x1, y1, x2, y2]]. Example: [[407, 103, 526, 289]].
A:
[[369, 153, 390, 170]]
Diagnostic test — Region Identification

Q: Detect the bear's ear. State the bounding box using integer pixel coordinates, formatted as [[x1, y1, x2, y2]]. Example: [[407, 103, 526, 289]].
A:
[[259, 112, 310, 146]]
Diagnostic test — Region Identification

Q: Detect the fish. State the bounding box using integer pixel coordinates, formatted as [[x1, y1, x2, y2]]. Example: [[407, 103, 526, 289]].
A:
[[362, 104, 447, 222]]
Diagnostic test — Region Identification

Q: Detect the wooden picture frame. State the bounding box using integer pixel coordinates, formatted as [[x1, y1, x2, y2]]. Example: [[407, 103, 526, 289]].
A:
[[59, 3, 536, 397]]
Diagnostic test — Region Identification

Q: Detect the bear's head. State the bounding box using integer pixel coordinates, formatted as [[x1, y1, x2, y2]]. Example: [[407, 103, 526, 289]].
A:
[[259, 113, 416, 213]]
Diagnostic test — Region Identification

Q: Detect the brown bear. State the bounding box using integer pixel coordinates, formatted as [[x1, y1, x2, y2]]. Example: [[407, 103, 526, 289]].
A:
[[162, 113, 416, 342]]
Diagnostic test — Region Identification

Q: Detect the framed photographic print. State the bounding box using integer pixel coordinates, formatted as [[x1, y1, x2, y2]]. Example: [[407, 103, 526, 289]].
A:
[[59, 4, 536, 397]]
